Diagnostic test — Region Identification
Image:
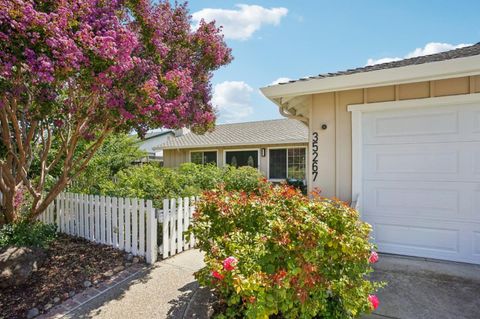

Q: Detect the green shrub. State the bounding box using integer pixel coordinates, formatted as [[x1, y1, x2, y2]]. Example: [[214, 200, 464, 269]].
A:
[[0, 220, 57, 249], [189, 182, 382, 319], [96, 163, 265, 207], [178, 163, 224, 192], [222, 165, 264, 193], [101, 164, 184, 208]]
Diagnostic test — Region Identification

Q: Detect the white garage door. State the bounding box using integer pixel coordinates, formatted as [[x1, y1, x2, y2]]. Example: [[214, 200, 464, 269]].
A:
[[361, 102, 480, 264]]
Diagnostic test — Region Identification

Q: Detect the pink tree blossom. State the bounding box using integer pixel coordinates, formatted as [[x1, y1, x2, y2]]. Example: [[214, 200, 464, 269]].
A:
[[0, 0, 232, 223]]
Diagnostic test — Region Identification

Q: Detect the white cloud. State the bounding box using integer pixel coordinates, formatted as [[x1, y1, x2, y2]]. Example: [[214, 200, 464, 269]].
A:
[[366, 42, 472, 66], [212, 81, 254, 122], [192, 4, 288, 40], [269, 77, 291, 86]]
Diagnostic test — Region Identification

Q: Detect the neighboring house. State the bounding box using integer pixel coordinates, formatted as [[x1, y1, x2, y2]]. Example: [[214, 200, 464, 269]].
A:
[[261, 43, 480, 265], [135, 130, 174, 164], [157, 119, 308, 183]]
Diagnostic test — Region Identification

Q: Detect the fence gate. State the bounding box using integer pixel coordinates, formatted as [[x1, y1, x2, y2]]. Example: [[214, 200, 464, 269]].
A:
[[157, 196, 197, 259]]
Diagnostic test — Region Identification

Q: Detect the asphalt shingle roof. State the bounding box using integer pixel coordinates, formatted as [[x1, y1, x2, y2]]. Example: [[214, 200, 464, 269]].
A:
[[160, 119, 308, 149], [275, 42, 480, 86]]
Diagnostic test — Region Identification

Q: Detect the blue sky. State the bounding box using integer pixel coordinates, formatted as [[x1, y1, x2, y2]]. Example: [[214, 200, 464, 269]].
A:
[[188, 1, 480, 124]]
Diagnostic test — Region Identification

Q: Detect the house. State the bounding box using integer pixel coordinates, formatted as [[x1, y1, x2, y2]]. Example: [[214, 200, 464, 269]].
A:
[[135, 130, 174, 164], [261, 43, 480, 264], [157, 119, 308, 182]]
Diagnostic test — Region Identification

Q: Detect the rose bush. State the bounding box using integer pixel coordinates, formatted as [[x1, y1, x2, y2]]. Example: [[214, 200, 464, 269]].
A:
[[189, 181, 383, 318]]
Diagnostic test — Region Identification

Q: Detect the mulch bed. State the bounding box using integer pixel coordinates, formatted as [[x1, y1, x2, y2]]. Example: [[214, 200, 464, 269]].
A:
[[0, 234, 142, 319]]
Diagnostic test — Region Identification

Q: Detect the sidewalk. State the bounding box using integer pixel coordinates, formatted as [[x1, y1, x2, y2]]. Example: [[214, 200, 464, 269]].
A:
[[64, 249, 211, 319]]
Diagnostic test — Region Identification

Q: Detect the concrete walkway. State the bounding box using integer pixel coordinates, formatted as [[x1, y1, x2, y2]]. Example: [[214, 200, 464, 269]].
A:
[[65, 249, 209, 319], [66, 250, 480, 319]]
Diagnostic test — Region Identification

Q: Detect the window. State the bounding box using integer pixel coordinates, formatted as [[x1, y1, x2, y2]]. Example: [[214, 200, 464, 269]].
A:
[[190, 151, 217, 165], [269, 148, 306, 180], [225, 150, 258, 168]]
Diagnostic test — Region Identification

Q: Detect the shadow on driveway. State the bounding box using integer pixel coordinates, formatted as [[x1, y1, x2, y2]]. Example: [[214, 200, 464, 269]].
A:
[[365, 254, 480, 319]]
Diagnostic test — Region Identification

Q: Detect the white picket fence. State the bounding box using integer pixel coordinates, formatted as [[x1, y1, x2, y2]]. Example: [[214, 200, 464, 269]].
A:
[[38, 193, 198, 264], [158, 197, 198, 259]]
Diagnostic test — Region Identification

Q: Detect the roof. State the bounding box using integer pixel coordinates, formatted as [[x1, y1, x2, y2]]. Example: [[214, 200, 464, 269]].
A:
[[261, 42, 480, 122], [144, 130, 174, 140], [136, 130, 174, 141], [272, 43, 480, 86], [158, 119, 308, 150]]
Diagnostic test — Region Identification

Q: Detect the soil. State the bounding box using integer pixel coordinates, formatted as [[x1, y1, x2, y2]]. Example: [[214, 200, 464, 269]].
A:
[[0, 234, 142, 319]]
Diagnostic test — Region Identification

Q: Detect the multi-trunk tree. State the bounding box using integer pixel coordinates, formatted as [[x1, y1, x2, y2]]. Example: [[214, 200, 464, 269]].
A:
[[0, 0, 232, 223]]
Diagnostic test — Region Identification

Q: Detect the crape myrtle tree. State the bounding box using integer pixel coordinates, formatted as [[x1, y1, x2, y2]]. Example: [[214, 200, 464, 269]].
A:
[[0, 0, 232, 223]]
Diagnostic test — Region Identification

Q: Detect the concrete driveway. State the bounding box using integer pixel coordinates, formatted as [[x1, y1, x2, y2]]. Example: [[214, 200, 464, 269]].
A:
[[365, 254, 480, 319]]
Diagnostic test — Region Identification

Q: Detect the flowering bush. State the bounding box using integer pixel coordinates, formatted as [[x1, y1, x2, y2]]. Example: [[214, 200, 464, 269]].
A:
[[189, 182, 383, 318], [0, 0, 231, 223]]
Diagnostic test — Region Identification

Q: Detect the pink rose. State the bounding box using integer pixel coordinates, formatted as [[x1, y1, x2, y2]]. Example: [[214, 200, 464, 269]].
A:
[[368, 294, 379, 310], [369, 251, 379, 264], [223, 256, 238, 271], [211, 270, 224, 280]]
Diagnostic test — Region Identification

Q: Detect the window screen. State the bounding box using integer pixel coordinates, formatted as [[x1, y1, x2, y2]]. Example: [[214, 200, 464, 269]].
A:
[[191, 152, 203, 164], [269, 149, 287, 179], [287, 148, 306, 179], [191, 151, 217, 165], [203, 151, 217, 165]]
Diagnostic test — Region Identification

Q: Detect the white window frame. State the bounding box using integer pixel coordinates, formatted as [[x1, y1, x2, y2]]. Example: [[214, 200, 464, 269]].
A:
[[223, 148, 260, 169], [267, 146, 307, 182], [347, 92, 480, 214], [189, 149, 218, 166]]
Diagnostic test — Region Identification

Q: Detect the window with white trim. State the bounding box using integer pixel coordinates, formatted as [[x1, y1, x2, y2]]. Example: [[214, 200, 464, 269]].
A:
[[269, 148, 306, 180], [190, 151, 217, 165]]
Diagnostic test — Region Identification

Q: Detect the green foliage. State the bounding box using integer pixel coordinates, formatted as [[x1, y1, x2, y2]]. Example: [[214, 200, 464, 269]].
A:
[[101, 164, 184, 208], [69, 134, 146, 194], [222, 166, 264, 193], [0, 220, 57, 249], [189, 182, 383, 319], [99, 163, 264, 208]]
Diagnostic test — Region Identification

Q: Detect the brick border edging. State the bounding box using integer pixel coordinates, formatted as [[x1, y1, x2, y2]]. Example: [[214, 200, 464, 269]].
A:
[[36, 263, 149, 319]]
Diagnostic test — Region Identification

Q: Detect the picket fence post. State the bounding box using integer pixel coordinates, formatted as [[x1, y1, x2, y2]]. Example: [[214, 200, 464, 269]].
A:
[[146, 200, 157, 264], [162, 198, 170, 259]]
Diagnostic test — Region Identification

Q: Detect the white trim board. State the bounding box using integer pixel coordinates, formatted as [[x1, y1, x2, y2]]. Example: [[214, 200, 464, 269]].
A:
[[348, 92, 480, 112], [347, 93, 480, 214], [261, 55, 480, 99]]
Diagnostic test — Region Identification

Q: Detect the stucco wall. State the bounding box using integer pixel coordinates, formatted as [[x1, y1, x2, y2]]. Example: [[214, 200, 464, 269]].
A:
[[163, 143, 308, 179], [309, 75, 480, 201]]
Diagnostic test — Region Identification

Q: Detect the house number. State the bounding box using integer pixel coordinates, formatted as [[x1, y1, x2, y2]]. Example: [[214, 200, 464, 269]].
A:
[[312, 132, 319, 182]]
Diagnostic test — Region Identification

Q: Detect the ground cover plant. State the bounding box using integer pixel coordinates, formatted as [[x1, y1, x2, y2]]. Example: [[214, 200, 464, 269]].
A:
[[189, 182, 383, 319]]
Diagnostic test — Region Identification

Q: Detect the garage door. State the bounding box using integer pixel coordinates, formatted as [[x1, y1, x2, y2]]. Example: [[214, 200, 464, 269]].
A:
[[361, 102, 480, 264]]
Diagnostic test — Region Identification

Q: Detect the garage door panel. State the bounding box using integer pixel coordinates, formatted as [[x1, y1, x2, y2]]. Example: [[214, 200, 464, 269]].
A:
[[363, 104, 480, 145], [374, 223, 459, 253], [363, 108, 460, 144], [364, 142, 480, 181], [364, 215, 480, 264], [363, 180, 478, 220], [475, 232, 480, 256]]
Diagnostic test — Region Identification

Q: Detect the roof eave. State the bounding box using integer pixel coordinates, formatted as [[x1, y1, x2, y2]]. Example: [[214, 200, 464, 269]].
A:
[[158, 139, 309, 151], [260, 54, 480, 103]]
